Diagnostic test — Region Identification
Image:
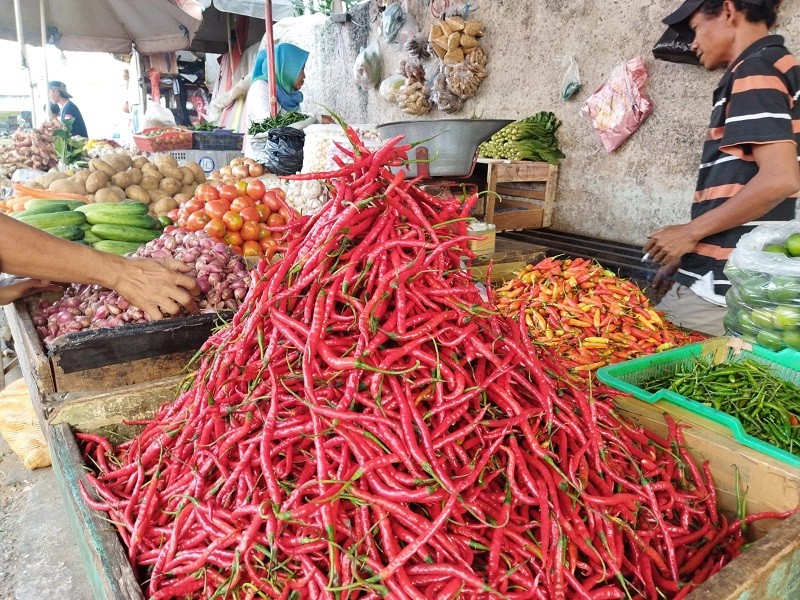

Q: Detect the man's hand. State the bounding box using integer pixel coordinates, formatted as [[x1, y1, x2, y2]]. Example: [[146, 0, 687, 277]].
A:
[[643, 223, 698, 267], [0, 277, 60, 306], [111, 258, 200, 320], [652, 260, 680, 295]]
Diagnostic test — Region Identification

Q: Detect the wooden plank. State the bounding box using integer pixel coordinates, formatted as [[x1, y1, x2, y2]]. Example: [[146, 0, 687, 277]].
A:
[[470, 242, 546, 281], [476, 157, 551, 182], [49, 422, 145, 600], [495, 185, 546, 201], [484, 162, 498, 224], [490, 207, 544, 231], [543, 164, 559, 228]]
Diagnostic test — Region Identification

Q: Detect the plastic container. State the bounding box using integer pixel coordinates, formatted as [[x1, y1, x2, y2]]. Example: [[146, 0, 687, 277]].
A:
[[192, 130, 244, 151], [133, 128, 193, 153], [597, 336, 800, 468]]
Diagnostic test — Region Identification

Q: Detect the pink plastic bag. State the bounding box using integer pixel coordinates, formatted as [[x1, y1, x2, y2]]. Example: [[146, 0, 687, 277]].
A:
[[581, 57, 653, 153]]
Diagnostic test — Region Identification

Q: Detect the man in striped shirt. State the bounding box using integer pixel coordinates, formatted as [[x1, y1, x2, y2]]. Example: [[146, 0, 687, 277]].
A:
[[645, 0, 800, 335]]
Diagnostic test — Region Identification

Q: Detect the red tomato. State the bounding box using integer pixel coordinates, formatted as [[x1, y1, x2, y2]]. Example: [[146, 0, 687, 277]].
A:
[[242, 240, 262, 257], [262, 190, 283, 212], [278, 206, 293, 220], [267, 213, 286, 227], [195, 184, 219, 203], [183, 197, 205, 215], [229, 245, 243, 256], [222, 210, 243, 232], [224, 231, 243, 246], [240, 220, 261, 242], [257, 222, 272, 240], [218, 184, 239, 203], [230, 196, 255, 212], [203, 217, 226, 238], [246, 179, 266, 201], [235, 180, 249, 195], [239, 206, 261, 223], [259, 237, 278, 252], [254, 204, 271, 222], [186, 210, 211, 232], [204, 200, 230, 220]]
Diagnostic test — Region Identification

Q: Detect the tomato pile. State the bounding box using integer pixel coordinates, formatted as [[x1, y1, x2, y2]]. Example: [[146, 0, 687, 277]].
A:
[[170, 180, 296, 257]]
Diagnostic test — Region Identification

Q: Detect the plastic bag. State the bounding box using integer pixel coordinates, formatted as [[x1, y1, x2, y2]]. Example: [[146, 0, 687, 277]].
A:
[[396, 13, 419, 46], [260, 127, 306, 176], [723, 220, 800, 351], [581, 57, 653, 153], [379, 75, 406, 104], [430, 72, 464, 114], [353, 42, 383, 91], [652, 24, 700, 66], [383, 3, 405, 43], [559, 55, 582, 101], [0, 378, 50, 470], [140, 101, 176, 131]]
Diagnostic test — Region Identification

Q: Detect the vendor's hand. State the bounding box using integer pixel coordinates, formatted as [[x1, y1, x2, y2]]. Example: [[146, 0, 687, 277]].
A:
[[112, 258, 200, 321], [0, 277, 60, 306], [643, 223, 698, 267], [652, 261, 680, 296]]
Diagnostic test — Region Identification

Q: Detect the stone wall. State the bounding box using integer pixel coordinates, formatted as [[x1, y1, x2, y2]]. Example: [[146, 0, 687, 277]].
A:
[[274, 0, 800, 246]]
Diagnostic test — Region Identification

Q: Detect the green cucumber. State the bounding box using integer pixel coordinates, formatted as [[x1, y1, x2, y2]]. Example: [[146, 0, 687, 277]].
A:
[[24, 199, 87, 211], [15, 211, 87, 229], [90, 224, 161, 243], [76, 201, 148, 216], [93, 240, 144, 255], [82, 230, 104, 244], [85, 212, 159, 229], [12, 203, 72, 219], [42, 225, 85, 241]]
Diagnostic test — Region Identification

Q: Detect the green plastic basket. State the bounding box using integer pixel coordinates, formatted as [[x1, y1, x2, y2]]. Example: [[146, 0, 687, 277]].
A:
[[597, 336, 800, 469]]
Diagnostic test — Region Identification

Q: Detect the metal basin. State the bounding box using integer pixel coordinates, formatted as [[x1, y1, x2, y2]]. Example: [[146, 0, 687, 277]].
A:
[[377, 119, 512, 178]]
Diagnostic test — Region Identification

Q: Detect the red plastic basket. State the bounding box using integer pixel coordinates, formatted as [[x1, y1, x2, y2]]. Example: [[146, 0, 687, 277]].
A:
[[133, 128, 193, 153]]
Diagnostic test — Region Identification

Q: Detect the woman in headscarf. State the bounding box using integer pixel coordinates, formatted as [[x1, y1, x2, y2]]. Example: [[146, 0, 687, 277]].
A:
[[246, 42, 309, 123]]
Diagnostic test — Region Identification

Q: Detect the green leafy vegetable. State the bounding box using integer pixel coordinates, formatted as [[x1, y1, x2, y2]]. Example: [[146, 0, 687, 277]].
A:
[[479, 112, 565, 165]]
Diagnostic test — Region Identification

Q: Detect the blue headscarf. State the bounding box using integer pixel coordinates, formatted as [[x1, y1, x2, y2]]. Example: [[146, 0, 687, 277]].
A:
[[252, 43, 309, 112]]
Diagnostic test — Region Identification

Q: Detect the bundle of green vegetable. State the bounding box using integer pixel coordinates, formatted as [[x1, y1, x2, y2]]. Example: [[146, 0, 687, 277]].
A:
[[479, 111, 565, 164], [247, 111, 309, 135], [191, 122, 220, 131]]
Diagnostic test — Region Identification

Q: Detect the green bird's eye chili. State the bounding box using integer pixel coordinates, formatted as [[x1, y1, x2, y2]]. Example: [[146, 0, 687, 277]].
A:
[[643, 359, 800, 455]]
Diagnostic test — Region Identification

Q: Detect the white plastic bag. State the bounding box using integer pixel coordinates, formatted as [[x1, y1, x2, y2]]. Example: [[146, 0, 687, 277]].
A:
[[140, 102, 176, 131], [724, 220, 800, 351], [353, 42, 383, 91], [379, 75, 406, 104], [559, 55, 582, 101]]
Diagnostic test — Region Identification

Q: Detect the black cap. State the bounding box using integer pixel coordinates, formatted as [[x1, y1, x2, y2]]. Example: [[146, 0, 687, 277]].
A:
[[663, 0, 706, 27], [48, 80, 73, 99]]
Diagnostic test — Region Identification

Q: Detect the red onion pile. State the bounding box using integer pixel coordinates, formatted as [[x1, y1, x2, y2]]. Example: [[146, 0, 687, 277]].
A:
[[31, 230, 251, 344]]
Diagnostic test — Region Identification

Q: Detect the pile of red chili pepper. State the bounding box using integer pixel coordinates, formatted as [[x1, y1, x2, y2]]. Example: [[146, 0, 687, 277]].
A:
[[495, 258, 704, 373], [77, 129, 791, 599]]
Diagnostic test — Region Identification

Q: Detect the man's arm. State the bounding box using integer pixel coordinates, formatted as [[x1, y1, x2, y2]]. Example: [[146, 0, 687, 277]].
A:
[[644, 141, 800, 265], [0, 214, 199, 318]]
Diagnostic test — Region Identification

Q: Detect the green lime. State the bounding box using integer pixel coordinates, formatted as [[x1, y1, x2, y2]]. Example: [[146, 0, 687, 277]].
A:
[[736, 311, 760, 337], [725, 289, 748, 313], [763, 244, 789, 255], [751, 308, 775, 329], [738, 274, 771, 304], [157, 215, 173, 228], [766, 276, 800, 303], [723, 311, 738, 334], [756, 329, 785, 351], [773, 305, 800, 330], [783, 330, 800, 351], [786, 232, 800, 257]]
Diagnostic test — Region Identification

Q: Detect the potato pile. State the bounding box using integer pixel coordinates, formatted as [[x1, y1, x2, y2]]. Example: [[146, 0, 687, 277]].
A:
[[0, 121, 62, 177], [28, 152, 207, 218]]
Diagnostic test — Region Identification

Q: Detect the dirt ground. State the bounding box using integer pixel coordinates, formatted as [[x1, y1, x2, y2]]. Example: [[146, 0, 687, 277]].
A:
[[0, 367, 94, 599]]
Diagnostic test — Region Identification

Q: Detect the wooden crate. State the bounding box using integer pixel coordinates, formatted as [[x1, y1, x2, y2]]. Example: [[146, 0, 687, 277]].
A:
[[3, 300, 219, 426], [476, 158, 559, 232], [469, 237, 546, 281], [48, 386, 800, 600]]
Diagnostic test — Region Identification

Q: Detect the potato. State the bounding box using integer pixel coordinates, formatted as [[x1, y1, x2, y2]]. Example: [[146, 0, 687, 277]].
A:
[[95, 186, 125, 203], [159, 177, 182, 195], [89, 158, 116, 177], [147, 189, 167, 203], [85, 170, 110, 194], [49, 178, 88, 196], [132, 156, 149, 169], [184, 162, 206, 183], [142, 166, 164, 182], [111, 171, 134, 189], [173, 193, 191, 205], [179, 166, 195, 186], [73, 170, 91, 186], [37, 171, 68, 188], [140, 175, 161, 190], [151, 197, 179, 215], [155, 154, 178, 169], [125, 184, 149, 203], [181, 184, 198, 197], [27, 181, 44, 190], [104, 154, 132, 172], [157, 163, 183, 181]]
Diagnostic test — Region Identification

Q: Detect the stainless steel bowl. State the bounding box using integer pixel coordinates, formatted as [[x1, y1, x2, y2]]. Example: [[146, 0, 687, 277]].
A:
[[376, 119, 513, 178]]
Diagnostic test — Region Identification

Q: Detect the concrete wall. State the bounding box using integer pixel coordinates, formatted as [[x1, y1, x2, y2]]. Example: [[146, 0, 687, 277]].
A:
[[276, 0, 800, 246]]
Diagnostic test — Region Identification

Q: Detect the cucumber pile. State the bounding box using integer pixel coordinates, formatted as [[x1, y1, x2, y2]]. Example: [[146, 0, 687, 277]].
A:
[[12, 199, 163, 255]]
